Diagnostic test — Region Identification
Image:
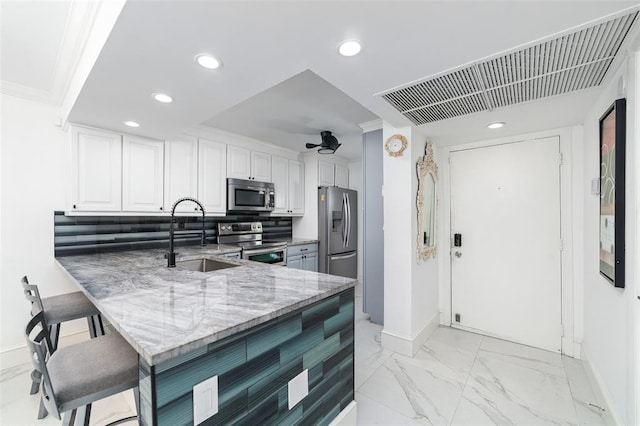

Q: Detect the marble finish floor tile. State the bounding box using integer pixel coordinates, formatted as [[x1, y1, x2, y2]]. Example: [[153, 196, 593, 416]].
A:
[[562, 356, 609, 426], [479, 335, 566, 378], [356, 392, 422, 425], [454, 352, 578, 425], [359, 353, 464, 425]]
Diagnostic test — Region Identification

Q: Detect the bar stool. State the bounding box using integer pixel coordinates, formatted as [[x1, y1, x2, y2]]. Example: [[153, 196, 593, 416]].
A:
[[21, 275, 105, 419], [25, 311, 138, 425]]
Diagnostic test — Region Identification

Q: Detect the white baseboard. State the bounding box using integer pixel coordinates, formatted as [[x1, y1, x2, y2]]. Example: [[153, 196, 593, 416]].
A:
[[329, 401, 357, 426], [381, 313, 440, 357], [581, 344, 623, 426], [572, 342, 582, 359], [0, 329, 90, 370]]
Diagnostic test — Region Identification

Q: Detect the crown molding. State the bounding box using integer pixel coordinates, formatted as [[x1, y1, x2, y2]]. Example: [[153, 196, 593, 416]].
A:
[[359, 119, 383, 133]]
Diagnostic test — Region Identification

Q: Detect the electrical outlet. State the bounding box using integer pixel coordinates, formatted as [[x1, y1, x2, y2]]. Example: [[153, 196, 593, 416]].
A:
[[288, 369, 309, 409], [193, 375, 218, 425]]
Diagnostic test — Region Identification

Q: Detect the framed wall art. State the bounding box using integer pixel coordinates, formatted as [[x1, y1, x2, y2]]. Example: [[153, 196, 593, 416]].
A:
[[599, 98, 626, 288]]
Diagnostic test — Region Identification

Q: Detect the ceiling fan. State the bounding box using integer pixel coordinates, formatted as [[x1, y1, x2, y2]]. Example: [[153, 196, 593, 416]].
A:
[[306, 131, 341, 154]]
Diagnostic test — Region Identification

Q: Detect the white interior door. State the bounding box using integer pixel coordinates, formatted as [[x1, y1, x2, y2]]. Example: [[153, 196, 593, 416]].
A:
[[450, 137, 562, 352]]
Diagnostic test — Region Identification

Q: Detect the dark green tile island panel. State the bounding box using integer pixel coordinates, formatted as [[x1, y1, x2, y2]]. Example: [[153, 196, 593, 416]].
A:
[[138, 288, 355, 426]]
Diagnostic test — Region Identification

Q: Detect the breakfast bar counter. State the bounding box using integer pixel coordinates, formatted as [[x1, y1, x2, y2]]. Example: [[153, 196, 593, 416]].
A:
[[56, 246, 356, 425]]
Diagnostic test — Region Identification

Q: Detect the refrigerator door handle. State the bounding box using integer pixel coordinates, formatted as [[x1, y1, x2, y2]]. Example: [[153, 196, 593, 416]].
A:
[[345, 193, 351, 247], [342, 193, 348, 247], [329, 252, 357, 260]]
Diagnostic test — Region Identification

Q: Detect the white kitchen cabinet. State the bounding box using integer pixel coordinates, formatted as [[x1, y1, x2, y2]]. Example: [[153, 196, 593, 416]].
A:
[[334, 164, 349, 188], [227, 146, 251, 180], [271, 156, 289, 214], [271, 156, 304, 216], [287, 243, 318, 272], [288, 160, 304, 215], [164, 137, 198, 212], [318, 160, 349, 188], [318, 160, 335, 186], [198, 138, 227, 214], [71, 126, 122, 212], [122, 136, 164, 212], [251, 151, 272, 182], [286, 255, 303, 270], [227, 146, 271, 181]]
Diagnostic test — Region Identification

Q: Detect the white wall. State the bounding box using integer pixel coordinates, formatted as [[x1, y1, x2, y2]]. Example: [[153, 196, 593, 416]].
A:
[[381, 123, 439, 356], [581, 54, 638, 425], [0, 93, 83, 367], [347, 159, 363, 282], [410, 128, 439, 333]]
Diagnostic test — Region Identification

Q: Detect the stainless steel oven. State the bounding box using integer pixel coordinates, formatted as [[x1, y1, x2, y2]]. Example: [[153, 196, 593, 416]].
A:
[[227, 178, 275, 214], [218, 222, 287, 266], [241, 244, 287, 265]]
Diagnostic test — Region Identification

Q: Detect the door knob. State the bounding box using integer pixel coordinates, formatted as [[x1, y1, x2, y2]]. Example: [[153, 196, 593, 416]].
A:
[[455, 251, 462, 258]]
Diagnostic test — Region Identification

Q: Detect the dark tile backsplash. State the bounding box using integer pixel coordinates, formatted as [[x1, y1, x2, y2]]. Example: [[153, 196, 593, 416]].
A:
[[54, 212, 292, 257]]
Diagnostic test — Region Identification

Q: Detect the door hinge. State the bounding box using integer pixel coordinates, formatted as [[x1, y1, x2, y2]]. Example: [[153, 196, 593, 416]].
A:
[[559, 152, 563, 166], [560, 324, 565, 337], [559, 239, 564, 251]]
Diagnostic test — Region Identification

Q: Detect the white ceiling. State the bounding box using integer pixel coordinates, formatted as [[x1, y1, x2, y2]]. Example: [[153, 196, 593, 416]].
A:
[[0, 1, 100, 104], [4, 1, 640, 158], [203, 70, 377, 159]]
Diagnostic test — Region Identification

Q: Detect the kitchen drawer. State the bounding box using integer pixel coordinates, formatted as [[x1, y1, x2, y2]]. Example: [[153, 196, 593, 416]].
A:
[[287, 243, 318, 257], [223, 251, 241, 259]]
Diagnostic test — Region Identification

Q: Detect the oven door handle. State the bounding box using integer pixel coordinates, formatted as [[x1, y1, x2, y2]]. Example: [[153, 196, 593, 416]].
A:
[[244, 247, 286, 256]]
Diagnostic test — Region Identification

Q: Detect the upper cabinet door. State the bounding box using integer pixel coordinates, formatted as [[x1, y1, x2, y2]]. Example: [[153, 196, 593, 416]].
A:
[[335, 164, 349, 188], [271, 156, 289, 214], [288, 160, 305, 215], [122, 136, 164, 212], [164, 137, 198, 212], [72, 127, 122, 211], [227, 146, 251, 180], [318, 160, 335, 187], [199, 138, 227, 214], [251, 151, 272, 182]]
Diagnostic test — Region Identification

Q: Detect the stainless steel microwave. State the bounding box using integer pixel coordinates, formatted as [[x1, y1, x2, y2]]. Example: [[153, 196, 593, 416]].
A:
[[227, 178, 275, 213]]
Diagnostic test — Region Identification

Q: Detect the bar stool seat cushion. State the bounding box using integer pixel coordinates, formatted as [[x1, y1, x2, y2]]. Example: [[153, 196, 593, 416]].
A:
[[47, 332, 138, 411], [37, 291, 99, 325]]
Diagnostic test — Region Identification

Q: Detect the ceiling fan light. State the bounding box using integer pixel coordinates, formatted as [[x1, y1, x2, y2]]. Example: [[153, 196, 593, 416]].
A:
[[318, 147, 335, 154]]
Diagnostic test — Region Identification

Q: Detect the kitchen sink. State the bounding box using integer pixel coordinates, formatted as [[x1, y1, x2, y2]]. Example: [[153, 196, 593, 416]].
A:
[[176, 258, 239, 272]]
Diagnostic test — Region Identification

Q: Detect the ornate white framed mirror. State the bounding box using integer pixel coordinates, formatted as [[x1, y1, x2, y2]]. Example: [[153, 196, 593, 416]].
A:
[[417, 141, 438, 261]]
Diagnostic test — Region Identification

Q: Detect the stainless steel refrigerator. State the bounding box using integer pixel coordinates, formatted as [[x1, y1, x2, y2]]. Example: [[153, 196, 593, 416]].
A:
[[318, 186, 357, 278]]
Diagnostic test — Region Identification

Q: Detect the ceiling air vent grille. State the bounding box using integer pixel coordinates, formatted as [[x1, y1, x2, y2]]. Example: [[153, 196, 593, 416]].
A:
[[380, 10, 638, 125]]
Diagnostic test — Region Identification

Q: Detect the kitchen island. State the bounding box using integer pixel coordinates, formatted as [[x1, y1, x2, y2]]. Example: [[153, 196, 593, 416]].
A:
[[56, 246, 356, 425]]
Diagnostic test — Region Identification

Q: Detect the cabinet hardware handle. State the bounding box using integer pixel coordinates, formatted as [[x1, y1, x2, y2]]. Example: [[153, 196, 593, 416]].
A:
[[160, 206, 163, 210], [195, 207, 198, 211], [300, 248, 308, 251], [73, 204, 76, 209]]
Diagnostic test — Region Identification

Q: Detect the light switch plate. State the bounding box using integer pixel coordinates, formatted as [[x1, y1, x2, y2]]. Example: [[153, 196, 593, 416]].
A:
[[591, 177, 601, 196], [193, 375, 218, 425], [288, 369, 309, 409]]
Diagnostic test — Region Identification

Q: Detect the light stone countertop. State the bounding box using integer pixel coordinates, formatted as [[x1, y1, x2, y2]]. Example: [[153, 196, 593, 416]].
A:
[[56, 245, 355, 365]]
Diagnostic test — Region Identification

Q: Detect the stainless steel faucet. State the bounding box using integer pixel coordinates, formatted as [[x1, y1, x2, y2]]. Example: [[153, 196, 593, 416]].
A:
[[166, 197, 206, 267]]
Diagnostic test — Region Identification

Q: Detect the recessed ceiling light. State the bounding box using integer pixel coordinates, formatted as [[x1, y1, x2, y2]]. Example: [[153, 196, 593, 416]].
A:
[[124, 121, 140, 128], [487, 122, 505, 129], [152, 93, 174, 103], [338, 40, 362, 57], [196, 54, 222, 69]]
